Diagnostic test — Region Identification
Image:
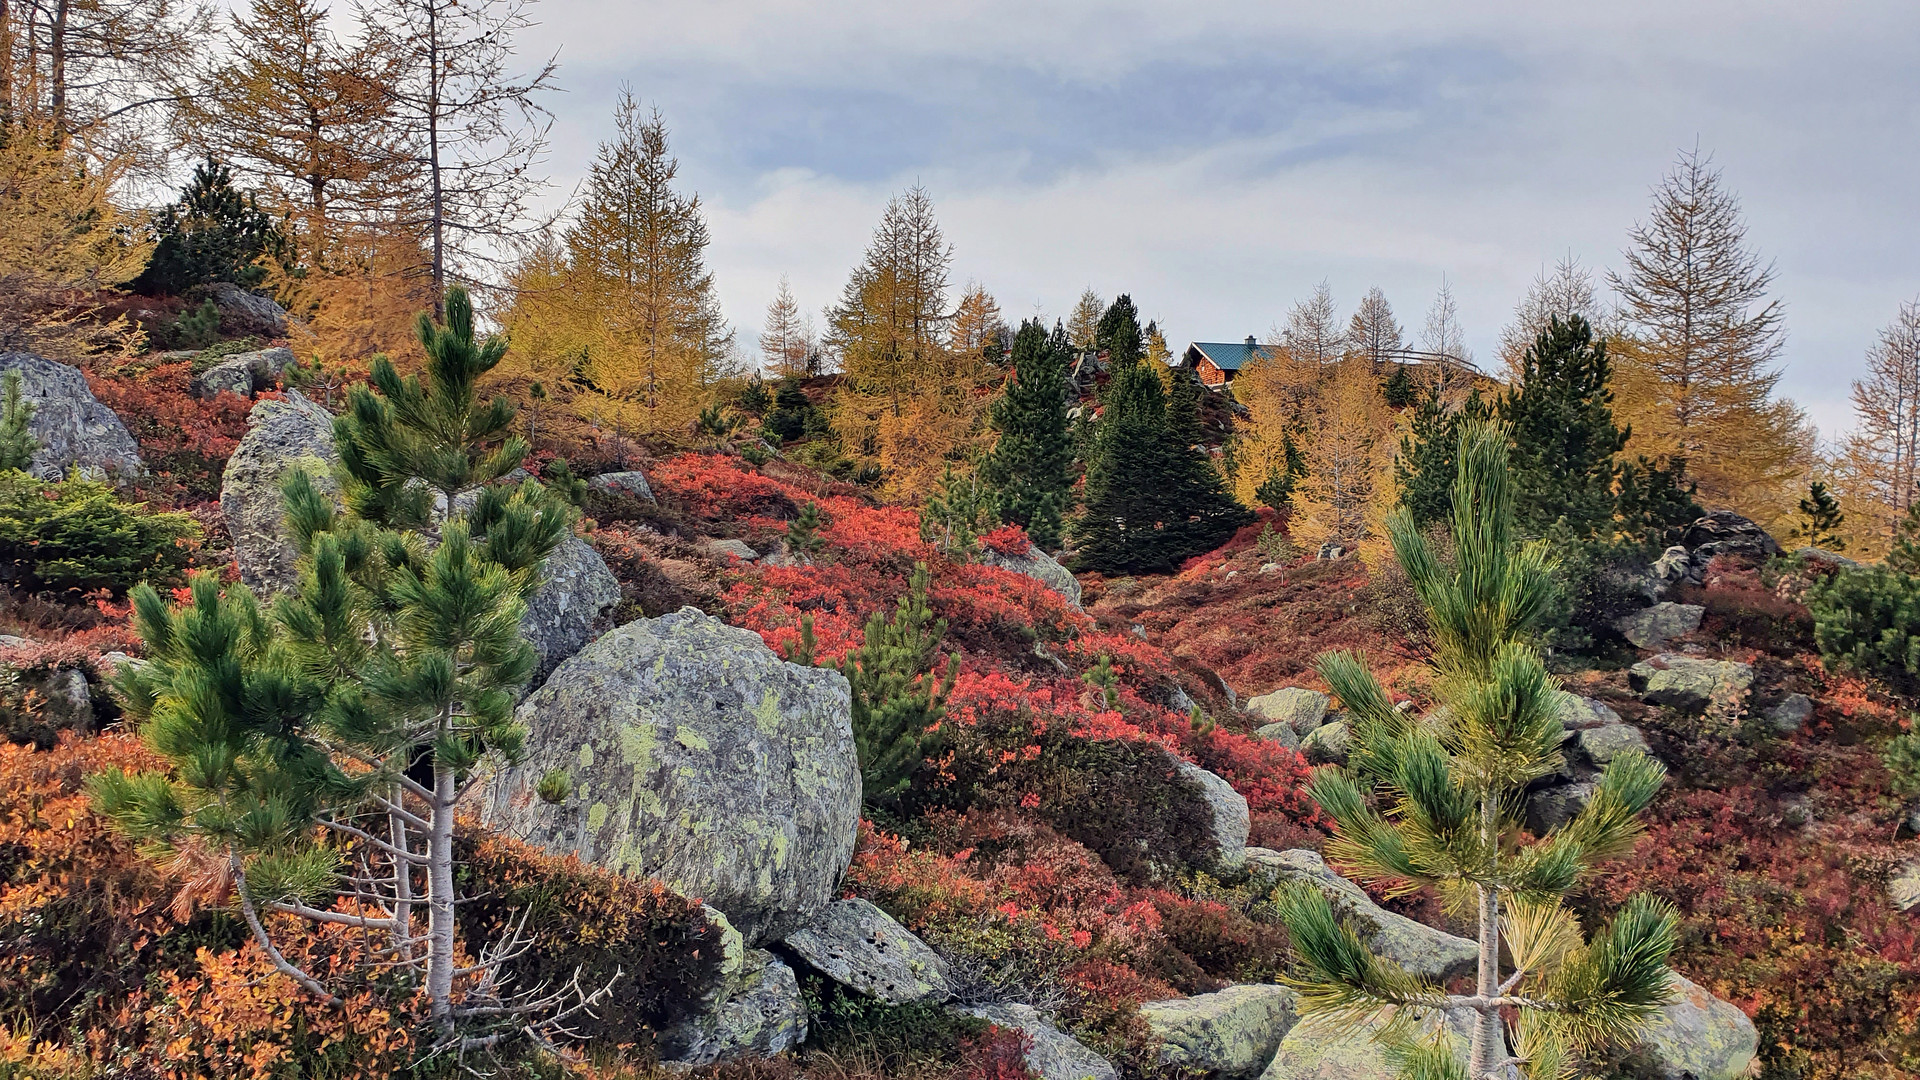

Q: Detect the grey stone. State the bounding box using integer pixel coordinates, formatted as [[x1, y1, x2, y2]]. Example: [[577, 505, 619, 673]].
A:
[[1260, 1007, 1477, 1080], [1140, 984, 1297, 1079], [519, 534, 620, 690], [1526, 782, 1595, 834], [1681, 511, 1781, 565], [479, 608, 860, 944], [95, 651, 142, 674], [1793, 546, 1857, 570], [1315, 541, 1345, 560], [0, 352, 142, 482], [1555, 692, 1624, 729], [1615, 602, 1705, 650], [1175, 758, 1250, 871], [659, 910, 808, 1067], [1763, 693, 1814, 733], [588, 469, 655, 502], [981, 542, 1083, 610], [0, 634, 31, 648], [1577, 723, 1651, 766], [220, 391, 341, 594], [962, 1003, 1117, 1080], [1242, 849, 1476, 983], [1301, 721, 1350, 766], [192, 346, 296, 399], [1630, 655, 1754, 713], [203, 282, 288, 338], [1626, 971, 1759, 1080], [1891, 862, 1920, 912], [705, 538, 761, 561], [1652, 544, 1694, 589], [783, 898, 950, 1004], [1254, 722, 1300, 751], [1246, 688, 1329, 734]]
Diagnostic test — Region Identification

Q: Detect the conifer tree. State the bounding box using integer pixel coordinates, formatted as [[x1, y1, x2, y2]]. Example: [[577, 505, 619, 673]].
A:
[[1096, 294, 1144, 368], [980, 318, 1073, 548], [1066, 288, 1105, 351], [135, 158, 287, 296], [93, 286, 583, 1046], [1499, 315, 1629, 540], [919, 464, 998, 560], [1397, 389, 1489, 530], [1349, 286, 1405, 365], [0, 371, 37, 471], [1382, 364, 1418, 409], [1254, 430, 1309, 513], [1283, 421, 1678, 1080], [1794, 481, 1845, 552], [1074, 362, 1250, 574]]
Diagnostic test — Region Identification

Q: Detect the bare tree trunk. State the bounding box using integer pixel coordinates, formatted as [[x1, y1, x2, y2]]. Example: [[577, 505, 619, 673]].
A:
[[47, 0, 65, 131], [426, 0, 444, 317], [1468, 800, 1502, 1079], [427, 762, 457, 1030], [389, 782, 415, 961]]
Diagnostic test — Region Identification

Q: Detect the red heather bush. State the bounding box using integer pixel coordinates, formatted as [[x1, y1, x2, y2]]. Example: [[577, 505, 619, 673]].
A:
[[981, 524, 1031, 556], [85, 363, 260, 506]]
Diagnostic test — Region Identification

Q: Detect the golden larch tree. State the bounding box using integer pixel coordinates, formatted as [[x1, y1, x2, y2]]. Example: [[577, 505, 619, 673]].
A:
[[1839, 296, 1920, 556]]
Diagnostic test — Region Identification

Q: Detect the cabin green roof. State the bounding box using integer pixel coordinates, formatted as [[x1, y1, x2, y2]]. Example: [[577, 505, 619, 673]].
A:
[[1186, 339, 1272, 372]]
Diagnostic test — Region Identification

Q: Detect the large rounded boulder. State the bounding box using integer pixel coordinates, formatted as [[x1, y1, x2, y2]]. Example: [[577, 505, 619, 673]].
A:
[[520, 534, 620, 689], [480, 608, 860, 944], [220, 390, 341, 593], [0, 351, 142, 481]]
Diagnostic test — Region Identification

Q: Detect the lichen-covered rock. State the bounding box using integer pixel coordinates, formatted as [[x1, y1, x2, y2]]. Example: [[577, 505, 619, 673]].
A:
[[588, 469, 655, 502], [1260, 1008, 1476, 1080], [1615, 602, 1705, 650], [519, 534, 619, 690], [1890, 862, 1920, 911], [783, 898, 950, 1003], [2, 665, 94, 749], [1526, 781, 1595, 834], [1175, 758, 1250, 870], [658, 913, 808, 1068], [1577, 722, 1650, 766], [221, 391, 340, 594], [1625, 971, 1758, 1080], [1763, 693, 1814, 733], [1301, 721, 1350, 766], [203, 282, 289, 338], [1140, 984, 1297, 1079], [191, 346, 295, 399], [0, 352, 142, 482], [1681, 511, 1780, 565], [1556, 692, 1624, 729], [1243, 849, 1476, 982], [1247, 688, 1329, 734], [981, 542, 1083, 610], [962, 1003, 1117, 1080], [704, 538, 761, 561], [1254, 722, 1300, 751], [479, 608, 859, 944], [1630, 655, 1754, 713]]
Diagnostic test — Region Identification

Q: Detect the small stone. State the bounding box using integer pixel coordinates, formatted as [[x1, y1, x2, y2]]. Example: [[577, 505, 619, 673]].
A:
[[1526, 782, 1595, 834], [1259, 562, 1280, 574], [981, 542, 1083, 610], [1577, 723, 1650, 766], [1892, 862, 1920, 911], [1615, 602, 1705, 649], [1763, 693, 1813, 733], [588, 469, 655, 502], [1261, 1005, 1478, 1080], [1652, 544, 1694, 588], [1554, 692, 1623, 729], [1301, 721, 1350, 766], [203, 282, 289, 338], [962, 1003, 1117, 1080], [1630, 655, 1754, 713], [1246, 688, 1329, 734], [1140, 984, 1298, 1079], [783, 898, 950, 1004], [191, 346, 296, 399], [1315, 541, 1345, 561], [1175, 758, 1251, 871], [1243, 849, 1476, 983], [1794, 546, 1857, 570], [1254, 722, 1300, 751], [705, 538, 761, 561], [658, 945, 808, 1066]]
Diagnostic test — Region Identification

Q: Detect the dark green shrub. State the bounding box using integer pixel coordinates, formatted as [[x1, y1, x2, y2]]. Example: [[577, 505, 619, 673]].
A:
[[0, 471, 199, 595], [134, 158, 286, 296], [1810, 564, 1920, 692], [157, 298, 223, 350]]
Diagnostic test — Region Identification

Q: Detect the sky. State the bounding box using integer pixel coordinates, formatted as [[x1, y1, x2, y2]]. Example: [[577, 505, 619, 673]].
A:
[[508, 0, 1920, 440]]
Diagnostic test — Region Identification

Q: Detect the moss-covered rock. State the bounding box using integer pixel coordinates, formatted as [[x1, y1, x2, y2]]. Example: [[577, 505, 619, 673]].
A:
[[961, 1002, 1116, 1080], [480, 608, 859, 944], [220, 389, 340, 594], [1140, 983, 1297, 1079], [1246, 688, 1329, 734], [783, 898, 950, 1004], [1629, 655, 1754, 713], [1176, 758, 1251, 871], [1623, 971, 1758, 1080], [1260, 1007, 1475, 1080], [1243, 848, 1475, 982], [658, 908, 808, 1067]]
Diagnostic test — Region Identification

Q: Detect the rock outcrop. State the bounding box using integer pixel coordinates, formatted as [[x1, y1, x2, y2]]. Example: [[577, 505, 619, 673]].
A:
[[783, 898, 950, 1004], [519, 535, 620, 689], [479, 608, 860, 944], [1630, 655, 1754, 713], [961, 1003, 1117, 1080], [1246, 688, 1328, 734], [221, 391, 340, 593], [1140, 984, 1297, 1079], [1763, 693, 1814, 733], [203, 282, 289, 338], [588, 469, 655, 502], [659, 910, 808, 1066], [1654, 512, 1781, 591], [1625, 971, 1759, 1080], [192, 346, 295, 399], [0, 352, 142, 482], [1527, 692, 1650, 833], [1175, 759, 1250, 870], [981, 542, 1083, 610], [1301, 721, 1350, 766], [1260, 1008, 1476, 1080], [1243, 849, 1476, 982], [1615, 602, 1705, 650]]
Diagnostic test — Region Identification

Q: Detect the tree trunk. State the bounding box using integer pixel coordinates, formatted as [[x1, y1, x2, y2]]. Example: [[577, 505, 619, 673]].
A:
[[1468, 799, 1502, 1079], [426, 0, 444, 316], [48, 0, 67, 132], [426, 762, 457, 1030], [390, 783, 415, 961]]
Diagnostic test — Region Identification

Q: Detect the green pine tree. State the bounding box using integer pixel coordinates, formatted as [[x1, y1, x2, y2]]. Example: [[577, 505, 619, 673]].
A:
[[1283, 420, 1678, 1080], [1499, 315, 1630, 540], [1096, 294, 1144, 368], [1382, 364, 1418, 409], [1613, 456, 1702, 550], [1397, 389, 1490, 530], [134, 157, 287, 296], [92, 286, 578, 1043], [1073, 362, 1251, 574], [0, 370, 38, 471], [919, 463, 998, 560], [979, 319, 1074, 548], [1793, 480, 1845, 552], [785, 500, 828, 561]]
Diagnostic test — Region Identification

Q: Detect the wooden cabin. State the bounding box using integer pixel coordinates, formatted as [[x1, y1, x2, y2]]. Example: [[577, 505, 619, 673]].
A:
[[1181, 336, 1272, 388]]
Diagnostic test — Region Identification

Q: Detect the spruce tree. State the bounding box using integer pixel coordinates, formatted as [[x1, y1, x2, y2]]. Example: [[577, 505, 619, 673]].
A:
[[1283, 421, 1678, 1080], [1096, 294, 1145, 368], [1793, 481, 1846, 552], [1499, 315, 1629, 540], [134, 157, 286, 296], [93, 286, 581, 1045], [1382, 364, 1418, 409], [0, 370, 38, 471], [1397, 389, 1489, 530], [980, 319, 1073, 548], [1614, 456, 1702, 550], [1074, 362, 1250, 574]]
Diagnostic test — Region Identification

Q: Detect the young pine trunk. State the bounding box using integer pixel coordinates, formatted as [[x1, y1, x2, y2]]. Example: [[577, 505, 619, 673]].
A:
[[427, 763, 458, 1029], [1468, 799, 1502, 1079]]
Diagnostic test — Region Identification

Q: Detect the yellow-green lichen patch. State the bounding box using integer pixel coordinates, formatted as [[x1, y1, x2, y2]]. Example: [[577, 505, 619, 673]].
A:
[[753, 689, 782, 735], [675, 725, 711, 752], [577, 742, 595, 768], [587, 801, 609, 831]]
